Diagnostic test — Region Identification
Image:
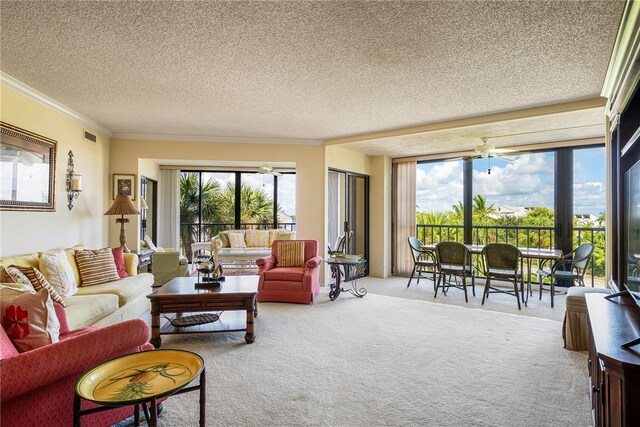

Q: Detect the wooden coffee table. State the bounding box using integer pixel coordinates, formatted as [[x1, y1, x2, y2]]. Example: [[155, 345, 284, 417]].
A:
[[147, 276, 258, 348]]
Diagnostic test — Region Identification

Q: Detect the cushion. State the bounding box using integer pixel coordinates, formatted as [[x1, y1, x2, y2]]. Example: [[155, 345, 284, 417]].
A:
[[38, 250, 78, 297], [75, 248, 120, 286], [3, 266, 32, 287], [219, 230, 244, 248], [62, 293, 120, 329], [1, 267, 19, 284], [228, 232, 247, 248], [269, 230, 295, 246], [263, 267, 305, 282], [144, 235, 159, 252], [112, 247, 129, 279], [9, 265, 65, 306], [276, 241, 306, 267], [245, 230, 270, 248], [0, 286, 60, 352], [74, 273, 153, 306]]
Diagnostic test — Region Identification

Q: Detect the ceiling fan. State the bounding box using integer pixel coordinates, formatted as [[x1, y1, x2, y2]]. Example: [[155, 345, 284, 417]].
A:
[[256, 164, 282, 176], [473, 138, 518, 161]]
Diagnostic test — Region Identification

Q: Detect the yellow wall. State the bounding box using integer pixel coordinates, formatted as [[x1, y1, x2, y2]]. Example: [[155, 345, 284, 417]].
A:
[[369, 156, 392, 277], [0, 84, 111, 257]]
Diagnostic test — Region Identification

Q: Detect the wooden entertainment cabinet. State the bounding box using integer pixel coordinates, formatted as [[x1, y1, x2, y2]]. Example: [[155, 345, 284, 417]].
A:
[[586, 293, 640, 426]]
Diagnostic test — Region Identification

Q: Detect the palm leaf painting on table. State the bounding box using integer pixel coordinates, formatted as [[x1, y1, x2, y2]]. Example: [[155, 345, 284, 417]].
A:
[[94, 363, 190, 401]]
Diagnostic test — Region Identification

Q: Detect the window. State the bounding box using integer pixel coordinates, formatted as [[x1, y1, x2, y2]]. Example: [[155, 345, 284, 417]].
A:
[[471, 152, 555, 247], [415, 160, 464, 243], [179, 170, 295, 257]]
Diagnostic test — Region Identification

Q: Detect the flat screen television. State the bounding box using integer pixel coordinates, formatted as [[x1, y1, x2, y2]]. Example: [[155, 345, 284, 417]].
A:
[[625, 158, 640, 305]]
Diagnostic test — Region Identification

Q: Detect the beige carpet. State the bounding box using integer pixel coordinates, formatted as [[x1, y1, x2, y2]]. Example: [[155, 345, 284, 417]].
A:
[[153, 293, 590, 426]]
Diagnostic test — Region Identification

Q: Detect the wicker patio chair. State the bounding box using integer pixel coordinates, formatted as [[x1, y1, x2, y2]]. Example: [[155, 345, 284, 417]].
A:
[[537, 243, 595, 308], [434, 241, 475, 302], [481, 243, 525, 310], [407, 237, 437, 288]]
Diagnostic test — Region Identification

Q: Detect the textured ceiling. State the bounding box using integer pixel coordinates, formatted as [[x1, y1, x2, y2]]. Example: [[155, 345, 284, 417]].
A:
[[340, 106, 607, 157], [0, 1, 625, 146]]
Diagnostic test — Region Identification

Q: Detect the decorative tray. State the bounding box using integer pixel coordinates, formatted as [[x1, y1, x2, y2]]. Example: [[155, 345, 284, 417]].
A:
[[75, 349, 204, 404]]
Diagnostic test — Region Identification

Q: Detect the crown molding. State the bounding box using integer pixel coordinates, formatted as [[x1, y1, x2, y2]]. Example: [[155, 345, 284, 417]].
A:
[[111, 132, 324, 146], [0, 71, 113, 137]]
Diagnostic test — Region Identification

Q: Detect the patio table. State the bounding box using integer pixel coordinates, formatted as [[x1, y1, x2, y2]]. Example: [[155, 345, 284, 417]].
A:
[[422, 243, 563, 303]]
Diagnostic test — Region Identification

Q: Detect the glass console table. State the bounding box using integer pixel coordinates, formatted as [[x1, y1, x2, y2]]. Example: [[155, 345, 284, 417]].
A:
[[325, 255, 367, 301]]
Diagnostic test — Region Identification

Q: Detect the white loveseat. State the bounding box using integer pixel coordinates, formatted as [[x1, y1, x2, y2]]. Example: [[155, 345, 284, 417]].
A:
[[211, 229, 295, 267]]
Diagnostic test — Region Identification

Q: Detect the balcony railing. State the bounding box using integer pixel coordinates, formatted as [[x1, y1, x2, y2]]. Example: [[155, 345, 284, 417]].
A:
[[416, 223, 605, 287], [179, 222, 296, 260]]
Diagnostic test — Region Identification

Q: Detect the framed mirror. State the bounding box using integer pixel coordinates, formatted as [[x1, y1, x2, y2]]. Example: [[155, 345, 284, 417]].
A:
[[1, 122, 57, 211]]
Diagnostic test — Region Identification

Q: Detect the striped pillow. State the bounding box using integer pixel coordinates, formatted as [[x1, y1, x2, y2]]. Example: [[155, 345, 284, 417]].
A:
[[276, 241, 306, 267], [75, 248, 120, 286], [9, 265, 65, 306]]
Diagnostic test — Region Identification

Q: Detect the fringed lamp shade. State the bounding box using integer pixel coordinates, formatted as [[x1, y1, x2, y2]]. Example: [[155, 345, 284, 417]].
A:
[[105, 194, 140, 252]]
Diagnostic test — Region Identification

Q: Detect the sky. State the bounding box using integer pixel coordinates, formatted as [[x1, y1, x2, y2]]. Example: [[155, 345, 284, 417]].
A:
[[416, 146, 606, 216]]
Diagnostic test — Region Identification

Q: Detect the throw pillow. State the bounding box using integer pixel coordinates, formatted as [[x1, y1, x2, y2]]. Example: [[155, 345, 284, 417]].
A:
[[219, 231, 232, 248], [228, 232, 247, 249], [111, 247, 129, 279], [9, 265, 65, 307], [75, 248, 120, 286], [0, 286, 61, 352], [3, 266, 32, 287], [144, 235, 159, 252], [276, 241, 306, 267], [38, 250, 78, 297], [245, 230, 270, 248], [1, 266, 19, 284], [269, 230, 295, 246]]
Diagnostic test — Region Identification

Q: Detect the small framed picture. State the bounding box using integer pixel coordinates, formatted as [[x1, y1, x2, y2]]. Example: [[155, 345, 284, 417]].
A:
[[113, 174, 136, 200]]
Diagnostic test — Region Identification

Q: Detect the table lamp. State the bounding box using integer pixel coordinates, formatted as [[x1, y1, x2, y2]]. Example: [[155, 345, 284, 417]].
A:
[[105, 194, 140, 252]]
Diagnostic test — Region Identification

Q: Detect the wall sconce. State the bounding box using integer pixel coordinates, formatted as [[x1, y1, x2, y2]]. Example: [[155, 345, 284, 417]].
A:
[[66, 150, 82, 210]]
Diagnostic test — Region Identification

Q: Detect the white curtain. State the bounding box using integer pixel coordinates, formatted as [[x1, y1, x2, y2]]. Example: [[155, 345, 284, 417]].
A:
[[393, 161, 416, 276], [158, 169, 180, 251]]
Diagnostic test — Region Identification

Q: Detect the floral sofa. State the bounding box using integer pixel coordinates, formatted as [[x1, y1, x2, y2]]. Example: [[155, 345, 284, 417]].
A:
[[0, 245, 153, 330], [211, 229, 295, 267]]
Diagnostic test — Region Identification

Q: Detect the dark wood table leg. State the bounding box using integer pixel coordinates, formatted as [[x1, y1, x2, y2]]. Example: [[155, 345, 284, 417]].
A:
[[73, 394, 81, 427], [199, 368, 206, 426], [254, 299, 258, 318], [245, 304, 255, 343], [150, 300, 161, 348], [133, 403, 140, 426], [149, 397, 158, 427]]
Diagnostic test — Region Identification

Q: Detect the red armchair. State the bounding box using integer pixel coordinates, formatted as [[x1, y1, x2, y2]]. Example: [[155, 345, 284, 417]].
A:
[[1, 304, 154, 427], [256, 240, 322, 303]]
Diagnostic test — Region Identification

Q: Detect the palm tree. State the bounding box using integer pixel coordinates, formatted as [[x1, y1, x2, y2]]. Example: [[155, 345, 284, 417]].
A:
[[472, 195, 496, 224], [220, 182, 277, 227], [179, 173, 223, 258]]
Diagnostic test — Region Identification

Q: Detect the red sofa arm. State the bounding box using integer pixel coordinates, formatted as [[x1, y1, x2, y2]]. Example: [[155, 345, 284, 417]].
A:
[[306, 256, 323, 269], [256, 255, 276, 275], [0, 319, 150, 402]]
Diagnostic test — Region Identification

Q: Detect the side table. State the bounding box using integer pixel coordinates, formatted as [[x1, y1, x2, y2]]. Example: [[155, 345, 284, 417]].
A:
[[132, 249, 154, 274], [74, 349, 205, 427], [325, 256, 367, 301]]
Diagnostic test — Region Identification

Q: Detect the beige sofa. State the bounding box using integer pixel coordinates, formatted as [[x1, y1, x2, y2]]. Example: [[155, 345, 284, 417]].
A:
[[0, 245, 153, 330], [211, 229, 294, 267]]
